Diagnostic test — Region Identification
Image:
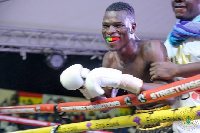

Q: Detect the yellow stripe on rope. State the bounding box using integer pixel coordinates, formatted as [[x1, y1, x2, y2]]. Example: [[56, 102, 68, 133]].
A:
[[12, 105, 200, 133]]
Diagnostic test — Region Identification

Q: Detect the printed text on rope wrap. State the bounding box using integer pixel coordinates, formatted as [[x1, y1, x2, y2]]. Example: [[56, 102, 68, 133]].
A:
[[150, 79, 200, 99], [1, 108, 35, 113], [60, 101, 121, 111]]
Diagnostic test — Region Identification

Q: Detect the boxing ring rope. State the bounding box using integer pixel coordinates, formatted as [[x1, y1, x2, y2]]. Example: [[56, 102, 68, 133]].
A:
[[0, 74, 199, 132], [0, 74, 199, 114], [0, 114, 60, 127], [11, 105, 200, 133]]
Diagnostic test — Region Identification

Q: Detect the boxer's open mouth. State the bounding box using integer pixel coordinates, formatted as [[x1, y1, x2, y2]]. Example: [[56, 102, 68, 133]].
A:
[[106, 37, 119, 42]]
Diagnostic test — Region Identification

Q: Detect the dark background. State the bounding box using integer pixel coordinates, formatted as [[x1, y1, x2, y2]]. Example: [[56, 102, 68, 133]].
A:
[[0, 52, 102, 98]]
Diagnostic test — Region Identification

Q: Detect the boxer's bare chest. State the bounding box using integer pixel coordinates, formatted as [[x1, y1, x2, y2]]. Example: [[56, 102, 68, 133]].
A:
[[110, 55, 151, 83]]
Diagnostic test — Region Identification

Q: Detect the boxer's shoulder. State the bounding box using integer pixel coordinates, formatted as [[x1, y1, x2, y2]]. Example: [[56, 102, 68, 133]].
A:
[[136, 40, 164, 50], [136, 40, 166, 61]]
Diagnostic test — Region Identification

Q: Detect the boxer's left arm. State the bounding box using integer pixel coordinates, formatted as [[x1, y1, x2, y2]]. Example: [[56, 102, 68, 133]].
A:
[[142, 40, 175, 104], [141, 40, 169, 90]]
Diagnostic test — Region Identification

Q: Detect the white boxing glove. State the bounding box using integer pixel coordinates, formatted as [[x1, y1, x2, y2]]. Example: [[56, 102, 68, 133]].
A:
[[85, 67, 143, 98], [60, 64, 89, 90], [60, 64, 91, 99]]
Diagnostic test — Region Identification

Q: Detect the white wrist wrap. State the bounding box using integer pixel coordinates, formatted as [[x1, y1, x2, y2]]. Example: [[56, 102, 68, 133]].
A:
[[118, 74, 143, 94], [99, 68, 122, 88], [79, 88, 91, 99]]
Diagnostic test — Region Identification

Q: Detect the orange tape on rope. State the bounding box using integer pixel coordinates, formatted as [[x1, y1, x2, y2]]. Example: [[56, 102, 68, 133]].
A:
[[0, 74, 199, 114], [142, 74, 200, 103], [0, 103, 55, 114]]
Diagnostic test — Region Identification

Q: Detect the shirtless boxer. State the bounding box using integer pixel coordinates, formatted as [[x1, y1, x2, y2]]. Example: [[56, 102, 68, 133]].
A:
[[60, 2, 174, 132]]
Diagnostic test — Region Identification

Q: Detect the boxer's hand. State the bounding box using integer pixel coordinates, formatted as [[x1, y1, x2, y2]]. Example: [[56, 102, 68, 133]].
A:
[[60, 64, 90, 90], [85, 67, 143, 98], [60, 64, 104, 99], [85, 67, 122, 98]]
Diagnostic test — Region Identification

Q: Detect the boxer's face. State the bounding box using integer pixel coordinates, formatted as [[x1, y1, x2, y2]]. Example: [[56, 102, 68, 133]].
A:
[[171, 0, 200, 20], [102, 11, 135, 51]]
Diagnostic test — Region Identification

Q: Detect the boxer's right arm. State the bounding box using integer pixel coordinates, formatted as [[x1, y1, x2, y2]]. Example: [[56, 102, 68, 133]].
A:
[[85, 67, 143, 98]]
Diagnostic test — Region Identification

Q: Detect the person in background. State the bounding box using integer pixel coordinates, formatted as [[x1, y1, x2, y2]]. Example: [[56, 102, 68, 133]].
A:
[[150, 0, 200, 132]]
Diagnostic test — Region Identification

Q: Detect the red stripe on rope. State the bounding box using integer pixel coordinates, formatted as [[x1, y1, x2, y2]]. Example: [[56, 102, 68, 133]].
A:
[[0, 115, 60, 127]]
